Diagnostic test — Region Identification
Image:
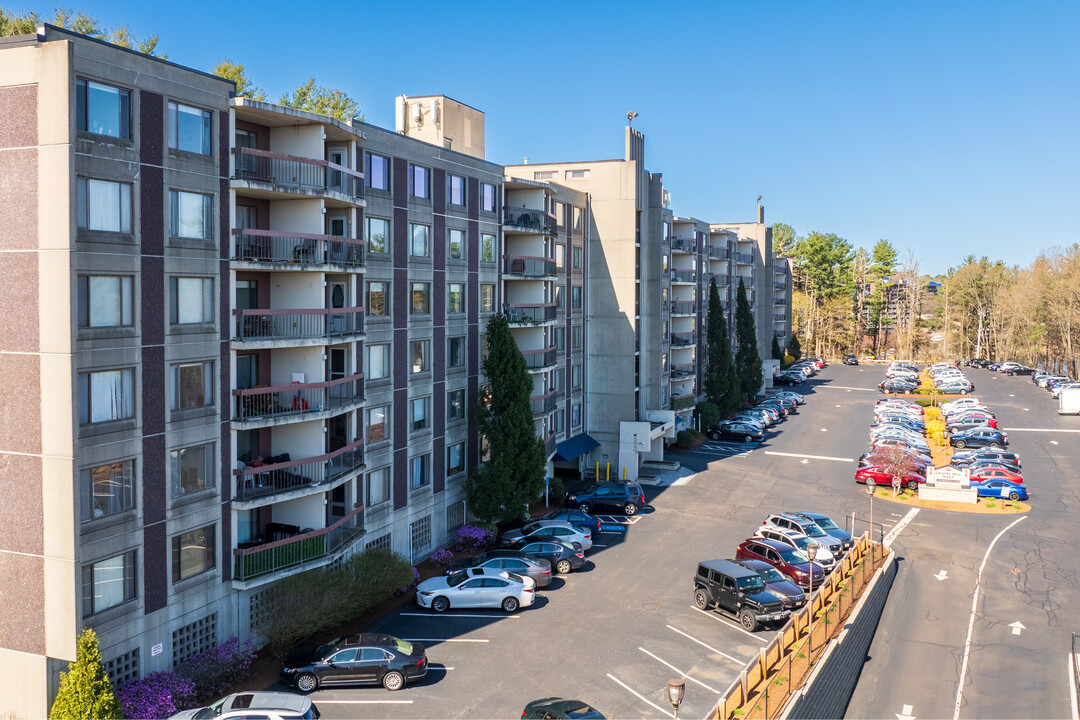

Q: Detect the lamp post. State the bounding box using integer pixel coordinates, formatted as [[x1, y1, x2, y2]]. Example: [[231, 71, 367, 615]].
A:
[[666, 679, 685, 720], [805, 541, 819, 653]]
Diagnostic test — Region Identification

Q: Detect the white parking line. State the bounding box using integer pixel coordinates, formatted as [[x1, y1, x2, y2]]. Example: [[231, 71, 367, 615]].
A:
[[426, 666, 454, 671], [764, 450, 854, 463], [399, 612, 520, 619], [817, 385, 878, 391], [592, 544, 608, 548], [315, 700, 414, 704], [1005, 428, 1080, 433], [404, 638, 488, 643], [1069, 651, 1079, 720], [883, 507, 920, 549], [607, 673, 674, 719], [667, 625, 745, 664], [689, 606, 769, 642], [639, 647, 721, 693]]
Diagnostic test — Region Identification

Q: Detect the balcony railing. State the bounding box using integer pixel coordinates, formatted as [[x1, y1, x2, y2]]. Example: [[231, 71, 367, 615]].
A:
[[232, 229, 364, 267], [545, 432, 557, 457], [233, 147, 364, 198], [671, 363, 696, 378], [774, 282, 786, 291], [234, 307, 365, 342], [671, 236, 697, 253], [736, 252, 754, 264], [775, 330, 786, 339], [708, 246, 731, 260], [713, 275, 730, 287], [671, 331, 696, 347], [234, 439, 365, 502], [521, 346, 558, 369], [232, 504, 365, 581], [670, 269, 697, 283], [671, 394, 696, 411], [530, 390, 558, 415], [233, 372, 364, 421], [774, 314, 787, 323], [774, 298, 787, 307], [506, 303, 557, 324], [671, 301, 697, 315], [503, 206, 554, 234], [503, 255, 557, 278]]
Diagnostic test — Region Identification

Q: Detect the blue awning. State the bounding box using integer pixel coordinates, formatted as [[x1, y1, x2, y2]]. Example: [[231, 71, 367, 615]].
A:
[[553, 433, 601, 461], [675, 415, 686, 427]]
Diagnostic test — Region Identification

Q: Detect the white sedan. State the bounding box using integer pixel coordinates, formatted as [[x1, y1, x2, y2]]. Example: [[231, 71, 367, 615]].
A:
[[416, 567, 535, 613]]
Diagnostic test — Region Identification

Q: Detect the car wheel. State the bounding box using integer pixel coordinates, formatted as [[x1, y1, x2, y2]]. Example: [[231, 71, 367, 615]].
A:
[[382, 670, 405, 691], [1008, 491, 1021, 501], [694, 588, 710, 610], [955, 440, 967, 449], [295, 673, 318, 694], [431, 596, 450, 613], [709, 431, 721, 440], [905, 389, 912, 395], [745, 434, 753, 443], [556, 559, 572, 574], [578, 503, 591, 514], [960, 389, 968, 395], [989, 442, 1000, 448], [502, 596, 520, 613], [739, 608, 758, 632], [906, 480, 919, 491], [623, 502, 638, 516]]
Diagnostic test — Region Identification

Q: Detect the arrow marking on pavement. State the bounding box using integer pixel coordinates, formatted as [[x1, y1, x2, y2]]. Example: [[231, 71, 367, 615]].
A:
[[934, 570, 949, 581], [1051, 440, 1060, 445], [1009, 621, 1026, 636], [897, 704, 916, 720], [801, 458, 809, 464]]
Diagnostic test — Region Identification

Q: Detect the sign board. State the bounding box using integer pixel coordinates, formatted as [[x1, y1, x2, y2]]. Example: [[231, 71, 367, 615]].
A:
[[929, 465, 970, 488], [151, 643, 163, 657]]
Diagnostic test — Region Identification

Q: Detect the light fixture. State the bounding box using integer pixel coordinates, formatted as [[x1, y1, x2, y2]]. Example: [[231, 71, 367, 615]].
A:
[[667, 679, 685, 719], [627, 111, 639, 128]]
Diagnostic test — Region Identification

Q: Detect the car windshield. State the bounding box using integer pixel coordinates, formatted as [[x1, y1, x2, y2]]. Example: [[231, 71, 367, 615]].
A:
[[314, 638, 341, 661], [759, 567, 786, 583], [193, 703, 222, 720], [813, 517, 840, 532], [446, 571, 469, 587], [800, 523, 827, 538], [779, 548, 809, 564], [522, 522, 542, 534], [391, 637, 414, 655], [737, 576, 766, 592]]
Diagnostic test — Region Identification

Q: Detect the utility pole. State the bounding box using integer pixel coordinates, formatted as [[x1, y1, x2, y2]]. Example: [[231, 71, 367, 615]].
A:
[[974, 308, 985, 360]]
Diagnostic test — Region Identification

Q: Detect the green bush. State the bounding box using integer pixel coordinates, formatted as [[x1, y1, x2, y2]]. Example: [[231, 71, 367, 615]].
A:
[[50, 629, 122, 720], [676, 429, 699, 449], [546, 476, 565, 501], [695, 401, 721, 431]]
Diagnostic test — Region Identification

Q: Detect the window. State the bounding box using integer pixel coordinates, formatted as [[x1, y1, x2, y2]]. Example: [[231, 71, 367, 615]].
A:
[[410, 515, 432, 561], [480, 284, 494, 313], [367, 467, 390, 506], [366, 217, 389, 254], [168, 101, 212, 155], [553, 369, 564, 393], [172, 361, 214, 411], [169, 277, 214, 325], [409, 165, 430, 199], [447, 389, 465, 422], [448, 283, 465, 313], [481, 183, 496, 213], [368, 281, 388, 317], [78, 276, 133, 328], [410, 397, 429, 432], [555, 244, 565, 269], [411, 282, 429, 314], [170, 443, 214, 497], [555, 286, 564, 310], [554, 410, 565, 433], [572, 325, 582, 349], [533, 171, 556, 180], [572, 286, 582, 309], [80, 460, 135, 521], [76, 178, 132, 233], [172, 525, 215, 582], [565, 169, 590, 179], [573, 246, 583, 269], [76, 78, 130, 139], [365, 153, 389, 191], [447, 174, 466, 206], [481, 233, 495, 263], [554, 327, 565, 351], [447, 442, 465, 475], [448, 336, 465, 369], [573, 206, 583, 232], [572, 364, 582, 389], [409, 223, 429, 257], [368, 406, 389, 443], [367, 343, 390, 381], [82, 551, 136, 616], [572, 403, 582, 428], [78, 369, 134, 424], [448, 228, 464, 260], [412, 340, 430, 374], [169, 190, 213, 239], [410, 455, 428, 490]]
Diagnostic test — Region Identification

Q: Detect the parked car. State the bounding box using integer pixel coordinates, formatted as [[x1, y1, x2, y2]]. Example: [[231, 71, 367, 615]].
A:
[[859, 450, 931, 471], [935, 380, 974, 394], [770, 391, 805, 404], [1007, 365, 1036, 376], [522, 698, 605, 719], [170, 692, 320, 720], [855, 465, 926, 491], [971, 479, 1028, 502], [416, 567, 535, 613], [774, 372, 804, 386], [541, 508, 601, 534], [735, 538, 824, 589], [997, 362, 1022, 373], [692, 558, 790, 631], [707, 421, 765, 443], [756, 401, 789, 419], [946, 418, 997, 434], [951, 449, 1020, 467], [505, 538, 585, 574], [966, 358, 991, 368], [792, 512, 855, 551], [732, 558, 806, 608], [968, 465, 1024, 484], [565, 482, 645, 516], [843, 354, 859, 365], [281, 635, 427, 693], [950, 428, 1008, 449], [753, 526, 837, 571], [761, 512, 845, 556], [501, 520, 593, 551], [445, 550, 553, 588], [879, 379, 918, 394], [731, 410, 775, 427]]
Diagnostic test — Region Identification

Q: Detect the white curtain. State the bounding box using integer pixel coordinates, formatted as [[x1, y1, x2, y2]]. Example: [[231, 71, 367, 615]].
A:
[[93, 554, 126, 611], [368, 345, 387, 379], [87, 179, 129, 232], [91, 369, 132, 423]]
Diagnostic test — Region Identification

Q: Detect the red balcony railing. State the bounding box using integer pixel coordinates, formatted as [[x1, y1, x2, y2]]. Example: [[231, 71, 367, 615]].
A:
[[233, 372, 364, 421], [503, 255, 557, 277], [234, 307, 364, 342], [232, 229, 364, 267], [671, 331, 696, 347], [521, 346, 558, 369], [506, 303, 557, 324], [530, 390, 557, 415], [233, 439, 364, 502], [233, 147, 364, 198], [232, 504, 365, 581]]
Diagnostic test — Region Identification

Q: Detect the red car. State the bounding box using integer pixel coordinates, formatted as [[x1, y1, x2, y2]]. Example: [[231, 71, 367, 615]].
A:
[[735, 538, 825, 589], [855, 465, 926, 491], [968, 466, 1024, 485]]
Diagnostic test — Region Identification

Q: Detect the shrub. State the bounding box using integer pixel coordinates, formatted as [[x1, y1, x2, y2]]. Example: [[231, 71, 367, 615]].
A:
[[115, 671, 196, 720], [455, 523, 496, 552], [695, 401, 721, 431], [546, 476, 565, 502], [177, 637, 255, 704], [429, 548, 454, 568], [676, 429, 698, 449], [50, 629, 122, 720]]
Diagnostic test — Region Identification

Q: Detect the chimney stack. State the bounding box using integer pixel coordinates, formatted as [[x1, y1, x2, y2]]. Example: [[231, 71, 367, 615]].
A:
[[757, 203, 765, 224]]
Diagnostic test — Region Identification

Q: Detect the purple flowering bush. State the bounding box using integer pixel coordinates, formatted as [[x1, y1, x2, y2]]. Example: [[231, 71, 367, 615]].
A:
[[429, 548, 454, 568], [179, 636, 256, 704], [116, 671, 197, 720], [398, 565, 421, 595], [455, 523, 496, 552]]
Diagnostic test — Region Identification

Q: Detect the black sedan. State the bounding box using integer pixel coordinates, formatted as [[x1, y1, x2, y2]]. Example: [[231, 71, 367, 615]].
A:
[[522, 698, 605, 719], [505, 538, 584, 574], [774, 372, 804, 386], [950, 428, 1008, 449], [281, 634, 427, 693], [706, 421, 765, 443], [1007, 365, 1036, 376], [879, 379, 917, 394]]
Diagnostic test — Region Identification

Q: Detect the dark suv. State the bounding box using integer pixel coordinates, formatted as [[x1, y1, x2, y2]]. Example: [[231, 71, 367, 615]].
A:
[[565, 482, 645, 516], [693, 559, 789, 631], [843, 354, 859, 365]]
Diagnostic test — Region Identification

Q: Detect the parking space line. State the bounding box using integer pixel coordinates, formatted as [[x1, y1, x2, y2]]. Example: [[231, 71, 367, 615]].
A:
[[315, 700, 414, 704], [639, 647, 721, 693], [399, 612, 520, 619], [404, 638, 488, 643], [816, 385, 878, 391], [592, 544, 608, 548], [426, 666, 454, 671], [666, 625, 745, 664], [1005, 428, 1080, 433], [763, 450, 853, 463], [607, 673, 674, 719], [689, 607, 769, 643]]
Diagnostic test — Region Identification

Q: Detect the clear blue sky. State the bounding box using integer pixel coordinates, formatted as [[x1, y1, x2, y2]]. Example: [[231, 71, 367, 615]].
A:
[[51, 0, 1080, 274]]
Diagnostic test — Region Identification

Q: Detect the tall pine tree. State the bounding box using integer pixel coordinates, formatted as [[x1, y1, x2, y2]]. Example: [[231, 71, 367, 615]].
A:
[[771, 334, 783, 361], [465, 313, 547, 523], [735, 278, 763, 402], [50, 629, 122, 720], [704, 277, 740, 415], [789, 333, 802, 361]]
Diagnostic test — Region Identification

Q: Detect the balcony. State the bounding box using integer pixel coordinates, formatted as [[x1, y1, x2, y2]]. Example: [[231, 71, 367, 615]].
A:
[[774, 314, 786, 323], [671, 331, 696, 347], [713, 275, 730, 287], [233, 439, 365, 504], [670, 269, 696, 284], [671, 394, 696, 411], [545, 432, 557, 457], [234, 308, 364, 345], [521, 346, 558, 370], [774, 298, 787, 307], [671, 300, 696, 315], [774, 282, 786, 291], [232, 229, 364, 269], [736, 252, 754, 264], [775, 330, 786, 339], [503, 255, 557, 278], [232, 504, 365, 583], [530, 390, 558, 415], [671, 236, 697, 253], [233, 372, 364, 423], [233, 148, 364, 201], [671, 363, 696, 378], [506, 303, 557, 324], [708, 246, 730, 260], [503, 206, 554, 234]]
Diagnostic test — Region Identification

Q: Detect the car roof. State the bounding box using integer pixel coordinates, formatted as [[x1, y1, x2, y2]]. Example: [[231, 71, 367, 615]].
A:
[[699, 558, 757, 579], [732, 558, 780, 573], [224, 692, 311, 712], [746, 537, 797, 553]]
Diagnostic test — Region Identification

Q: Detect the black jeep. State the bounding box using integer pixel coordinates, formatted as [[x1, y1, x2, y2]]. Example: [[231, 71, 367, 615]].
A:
[[693, 559, 790, 631]]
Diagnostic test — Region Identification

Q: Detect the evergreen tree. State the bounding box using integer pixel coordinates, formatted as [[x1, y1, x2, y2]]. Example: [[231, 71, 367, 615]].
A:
[[789, 333, 802, 361], [771, 334, 783, 361], [280, 78, 364, 122], [50, 628, 122, 720], [735, 278, 763, 402], [465, 314, 546, 523], [212, 60, 267, 100], [703, 278, 740, 415]]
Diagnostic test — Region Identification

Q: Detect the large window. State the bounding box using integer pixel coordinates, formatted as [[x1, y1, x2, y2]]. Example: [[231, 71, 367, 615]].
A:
[[573, 246, 583, 269], [409, 165, 430, 199], [480, 284, 494, 313], [169, 277, 214, 325], [410, 397, 429, 432], [572, 364, 582, 389], [76, 79, 130, 139], [168, 101, 212, 155], [448, 228, 464, 260], [572, 286, 582, 310], [367, 343, 390, 381], [367, 281, 388, 317], [481, 233, 495, 263], [78, 369, 134, 424], [78, 276, 133, 328], [555, 244, 565, 269], [76, 178, 132, 233], [411, 282, 430, 315], [410, 454, 428, 490], [82, 551, 136, 616], [555, 285, 564, 310], [80, 460, 135, 521], [411, 340, 430, 374], [172, 525, 215, 582], [572, 325, 582, 350], [409, 223, 429, 258], [447, 442, 465, 476], [172, 361, 214, 411], [367, 467, 390, 506], [170, 443, 214, 498], [365, 153, 389, 191], [447, 174, 466, 206], [448, 283, 465, 314], [366, 217, 389, 255], [169, 190, 213, 239], [368, 405, 389, 443], [572, 403, 582, 428], [447, 389, 465, 422], [448, 336, 465, 369], [480, 183, 496, 213]]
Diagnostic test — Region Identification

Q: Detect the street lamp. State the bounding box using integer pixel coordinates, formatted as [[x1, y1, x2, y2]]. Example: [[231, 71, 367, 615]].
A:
[[805, 542, 819, 652], [666, 679, 685, 720]]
